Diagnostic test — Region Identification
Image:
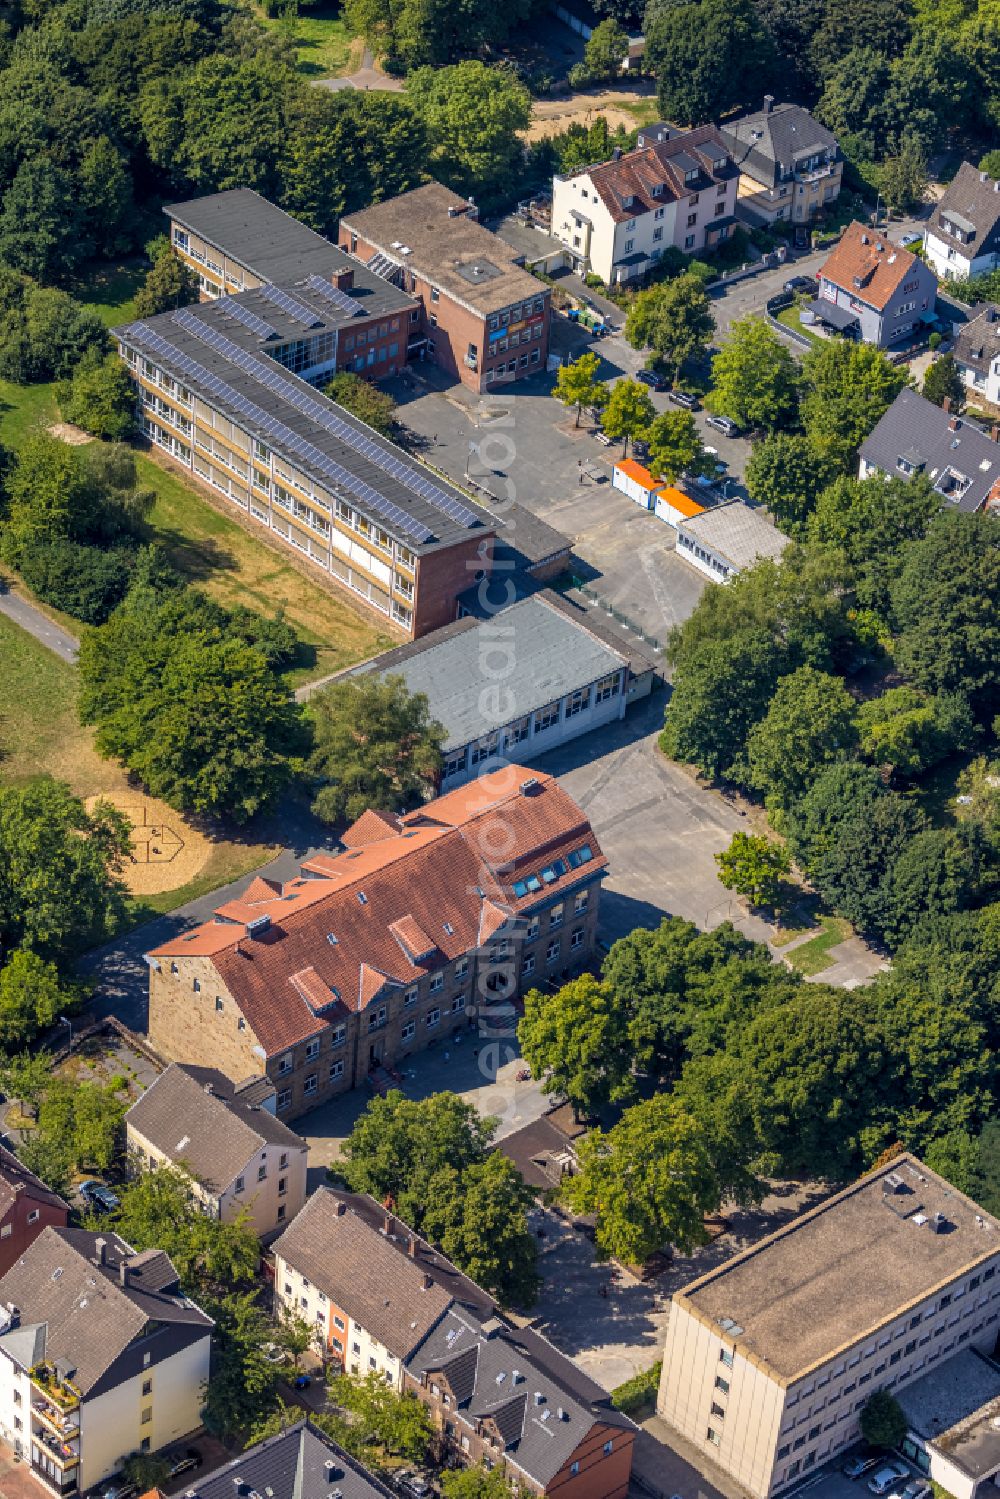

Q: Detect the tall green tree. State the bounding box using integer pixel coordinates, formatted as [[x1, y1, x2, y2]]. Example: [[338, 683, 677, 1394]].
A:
[[324, 372, 398, 435], [553, 352, 605, 427], [624, 274, 714, 386], [800, 341, 908, 470], [742, 665, 859, 809], [645, 409, 707, 483], [518, 974, 632, 1118], [861, 1391, 907, 1449], [407, 63, 531, 204], [645, 0, 777, 125], [0, 157, 84, 282], [328, 1374, 432, 1463], [306, 674, 444, 827], [578, 18, 629, 81], [745, 434, 835, 536], [110, 1167, 259, 1302], [0, 780, 130, 963], [808, 471, 940, 616], [715, 832, 791, 908], [709, 318, 800, 432], [133, 241, 199, 319], [922, 352, 965, 411], [891, 512, 1000, 710], [0, 949, 82, 1049], [340, 1090, 494, 1226], [60, 352, 135, 441], [600, 378, 656, 457], [562, 1096, 723, 1265], [420, 1153, 540, 1306]]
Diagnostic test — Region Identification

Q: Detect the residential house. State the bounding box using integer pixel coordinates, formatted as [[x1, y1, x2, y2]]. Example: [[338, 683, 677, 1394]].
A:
[[719, 96, 842, 227], [272, 1190, 636, 1497], [551, 126, 739, 284], [810, 221, 937, 346], [180, 1419, 395, 1499], [145, 768, 607, 1121], [125, 1064, 308, 1241], [407, 1309, 635, 1497], [953, 302, 1000, 406], [657, 1153, 1000, 1498], [674, 500, 790, 582], [113, 301, 495, 639], [339, 183, 551, 393], [272, 1188, 494, 1378], [924, 162, 1000, 282], [0, 1228, 212, 1498], [859, 386, 1000, 514], [497, 1105, 586, 1195], [0, 1148, 69, 1279], [360, 592, 655, 791]]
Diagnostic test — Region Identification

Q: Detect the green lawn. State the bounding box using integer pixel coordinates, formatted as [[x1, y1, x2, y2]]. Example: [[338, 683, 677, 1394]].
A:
[[616, 96, 662, 127], [0, 377, 57, 449], [774, 304, 822, 346], [75, 262, 146, 328], [258, 2, 355, 77], [787, 916, 853, 976]]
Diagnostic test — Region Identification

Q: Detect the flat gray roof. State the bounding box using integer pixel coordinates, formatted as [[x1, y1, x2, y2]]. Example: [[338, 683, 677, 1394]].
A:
[[899, 1349, 1000, 1478], [369, 593, 627, 749], [680, 1155, 1000, 1381], [113, 305, 492, 555], [165, 188, 347, 284], [676, 500, 789, 570]]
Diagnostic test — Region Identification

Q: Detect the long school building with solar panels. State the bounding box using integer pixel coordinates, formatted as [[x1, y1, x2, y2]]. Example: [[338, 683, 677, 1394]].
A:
[[113, 291, 496, 638]]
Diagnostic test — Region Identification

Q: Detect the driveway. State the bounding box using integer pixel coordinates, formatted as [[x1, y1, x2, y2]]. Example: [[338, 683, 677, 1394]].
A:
[[0, 579, 78, 662]]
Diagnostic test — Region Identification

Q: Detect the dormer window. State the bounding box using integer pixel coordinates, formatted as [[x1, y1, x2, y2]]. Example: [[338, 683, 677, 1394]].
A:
[[685, 169, 698, 185], [652, 183, 664, 197], [713, 156, 728, 172]]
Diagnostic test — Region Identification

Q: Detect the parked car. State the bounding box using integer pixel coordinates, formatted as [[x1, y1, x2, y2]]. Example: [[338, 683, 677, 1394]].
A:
[[397, 1471, 434, 1497], [594, 430, 614, 446], [843, 1450, 883, 1479], [79, 1180, 119, 1213], [166, 1449, 203, 1480], [898, 1481, 931, 1499], [637, 368, 667, 391], [667, 389, 700, 410], [703, 445, 727, 474], [898, 231, 923, 248], [784, 274, 819, 295], [706, 414, 741, 438], [868, 1462, 910, 1494]]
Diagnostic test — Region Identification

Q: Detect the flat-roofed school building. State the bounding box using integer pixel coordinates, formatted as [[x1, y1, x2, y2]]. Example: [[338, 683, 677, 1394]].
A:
[[658, 1154, 1000, 1498], [113, 295, 495, 638]]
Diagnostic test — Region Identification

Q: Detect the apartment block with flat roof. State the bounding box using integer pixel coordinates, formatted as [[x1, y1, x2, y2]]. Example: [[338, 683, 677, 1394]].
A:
[[340, 182, 552, 393], [113, 296, 495, 637], [658, 1155, 1000, 1499]]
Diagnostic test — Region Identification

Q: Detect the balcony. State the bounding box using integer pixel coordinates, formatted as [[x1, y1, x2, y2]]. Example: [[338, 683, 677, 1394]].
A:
[[31, 1397, 80, 1439], [796, 163, 836, 184], [30, 1365, 81, 1414], [32, 1426, 80, 1470], [31, 1459, 79, 1496]]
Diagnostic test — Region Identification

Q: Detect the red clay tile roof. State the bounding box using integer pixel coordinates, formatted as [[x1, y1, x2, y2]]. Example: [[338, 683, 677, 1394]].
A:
[[341, 808, 403, 848], [819, 221, 921, 311], [148, 769, 604, 1057], [570, 125, 734, 225]]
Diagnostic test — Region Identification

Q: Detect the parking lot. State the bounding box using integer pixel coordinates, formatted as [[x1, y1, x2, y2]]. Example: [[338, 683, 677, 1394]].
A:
[[788, 1453, 922, 1499]]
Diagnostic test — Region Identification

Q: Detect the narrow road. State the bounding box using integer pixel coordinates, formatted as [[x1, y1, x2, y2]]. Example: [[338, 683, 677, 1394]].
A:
[[0, 582, 79, 663]]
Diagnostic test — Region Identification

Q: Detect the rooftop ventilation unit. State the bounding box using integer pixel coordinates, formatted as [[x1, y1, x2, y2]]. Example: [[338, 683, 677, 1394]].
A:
[[883, 1172, 905, 1195]]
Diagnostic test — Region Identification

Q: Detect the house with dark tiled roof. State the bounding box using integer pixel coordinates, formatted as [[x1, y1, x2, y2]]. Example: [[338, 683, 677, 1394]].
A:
[[719, 96, 842, 228], [272, 1188, 495, 1378], [0, 1146, 69, 1279], [184, 1419, 393, 1499], [0, 1227, 212, 1496], [858, 385, 1000, 514], [953, 302, 1000, 406], [145, 768, 606, 1121], [810, 221, 937, 346], [551, 126, 739, 284], [407, 1308, 636, 1497], [924, 162, 1000, 282], [125, 1063, 307, 1241]]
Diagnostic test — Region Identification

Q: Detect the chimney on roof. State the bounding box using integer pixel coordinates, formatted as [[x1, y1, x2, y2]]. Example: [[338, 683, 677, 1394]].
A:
[[467, 197, 478, 220], [408, 1235, 417, 1259], [95, 1238, 107, 1266], [949, 413, 961, 431], [942, 397, 952, 413], [119, 1260, 131, 1289], [763, 94, 774, 113], [384, 1211, 394, 1236], [612, 146, 622, 161], [335, 1201, 346, 1216], [422, 1274, 434, 1291], [519, 777, 541, 796], [204, 1082, 215, 1095], [331, 267, 354, 291], [981, 171, 989, 183], [991, 424, 1000, 442]]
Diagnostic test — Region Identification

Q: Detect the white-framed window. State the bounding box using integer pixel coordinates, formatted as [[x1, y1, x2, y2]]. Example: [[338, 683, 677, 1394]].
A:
[[277, 1089, 292, 1111], [331, 1024, 346, 1047], [451, 994, 466, 1013], [234, 1176, 245, 1194], [329, 1060, 344, 1081], [427, 1008, 440, 1028], [550, 903, 564, 928], [404, 985, 418, 1007], [522, 956, 535, 978], [429, 973, 444, 993], [570, 928, 584, 950], [565, 687, 589, 718], [305, 1039, 320, 1060], [454, 956, 469, 980], [574, 890, 589, 913], [304, 1074, 318, 1095], [546, 940, 560, 964], [401, 1020, 416, 1041], [277, 1053, 293, 1075]]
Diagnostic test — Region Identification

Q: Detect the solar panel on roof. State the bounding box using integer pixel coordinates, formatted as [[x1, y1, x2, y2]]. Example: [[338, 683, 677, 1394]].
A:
[[118, 323, 434, 543], [258, 283, 323, 328], [161, 315, 482, 531], [217, 299, 279, 341], [304, 274, 363, 317]]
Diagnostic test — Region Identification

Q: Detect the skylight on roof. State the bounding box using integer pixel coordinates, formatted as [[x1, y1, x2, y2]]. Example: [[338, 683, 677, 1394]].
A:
[[357, 892, 368, 905]]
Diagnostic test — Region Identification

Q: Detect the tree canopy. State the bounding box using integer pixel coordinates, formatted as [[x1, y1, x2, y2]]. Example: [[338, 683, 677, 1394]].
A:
[[624, 275, 714, 385], [709, 318, 800, 432]]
